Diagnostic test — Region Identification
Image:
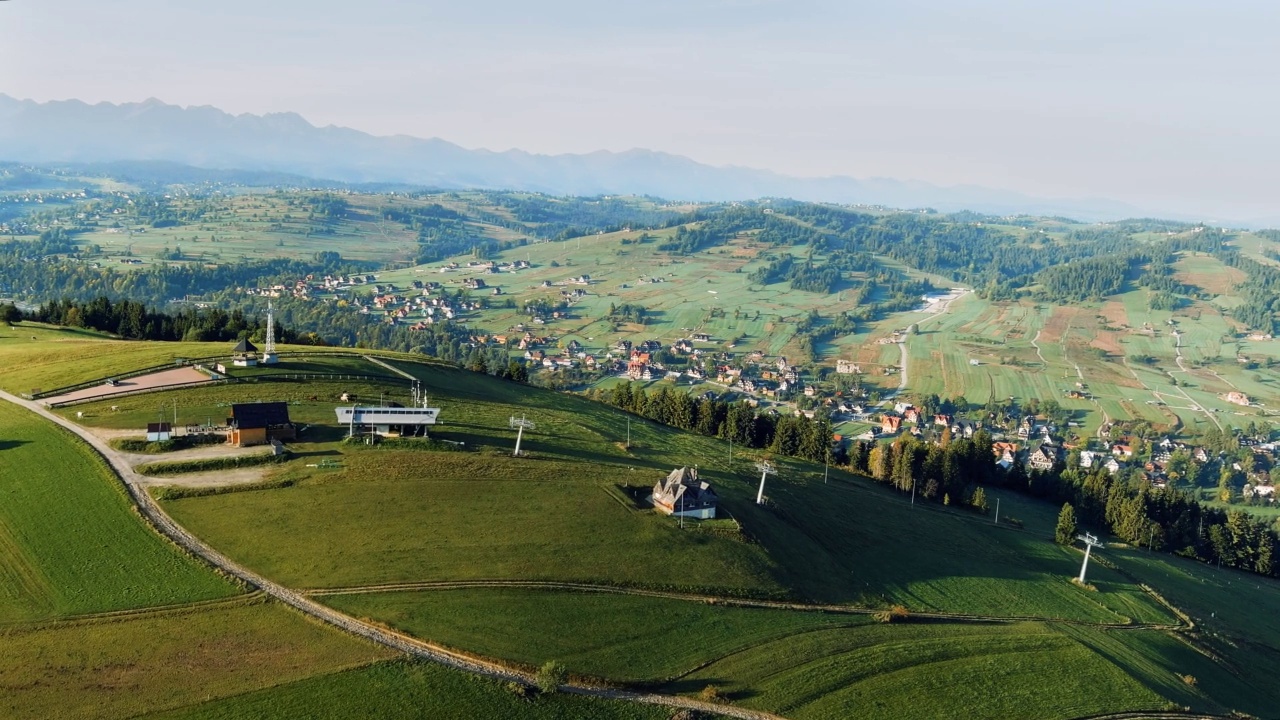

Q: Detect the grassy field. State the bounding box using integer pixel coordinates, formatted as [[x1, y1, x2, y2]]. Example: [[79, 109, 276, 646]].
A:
[[0, 322, 381, 396], [141, 659, 670, 720], [143, 355, 1171, 623], [677, 622, 1168, 720], [6, 334, 1279, 718], [324, 587, 868, 682], [0, 400, 238, 622], [0, 598, 393, 720]]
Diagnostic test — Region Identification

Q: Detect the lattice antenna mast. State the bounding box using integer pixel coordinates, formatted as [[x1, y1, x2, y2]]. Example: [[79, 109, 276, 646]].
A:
[[264, 301, 277, 355], [755, 461, 776, 505], [510, 415, 536, 457], [1076, 532, 1105, 584]]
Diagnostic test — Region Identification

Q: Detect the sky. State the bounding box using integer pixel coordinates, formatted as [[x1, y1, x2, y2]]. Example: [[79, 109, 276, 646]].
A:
[[2, 0, 1278, 220]]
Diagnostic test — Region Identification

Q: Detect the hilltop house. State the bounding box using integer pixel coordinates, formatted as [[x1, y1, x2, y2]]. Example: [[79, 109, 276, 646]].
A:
[[651, 467, 717, 519]]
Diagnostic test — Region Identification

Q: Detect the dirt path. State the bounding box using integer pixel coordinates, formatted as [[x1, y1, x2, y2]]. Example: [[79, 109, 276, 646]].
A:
[[887, 289, 969, 400], [0, 389, 782, 720]]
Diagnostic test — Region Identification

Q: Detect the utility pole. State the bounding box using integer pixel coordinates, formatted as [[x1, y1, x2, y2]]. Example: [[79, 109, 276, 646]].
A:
[[994, 498, 1000, 525], [626, 417, 630, 449]]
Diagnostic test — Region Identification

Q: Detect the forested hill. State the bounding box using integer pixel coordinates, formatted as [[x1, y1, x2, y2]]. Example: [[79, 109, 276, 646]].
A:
[[1, 170, 1276, 335]]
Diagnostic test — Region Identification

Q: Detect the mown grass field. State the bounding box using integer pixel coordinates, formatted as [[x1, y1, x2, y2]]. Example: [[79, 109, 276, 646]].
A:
[[0, 598, 394, 720], [141, 659, 669, 720], [0, 401, 238, 621], [324, 587, 868, 682], [677, 622, 1168, 720]]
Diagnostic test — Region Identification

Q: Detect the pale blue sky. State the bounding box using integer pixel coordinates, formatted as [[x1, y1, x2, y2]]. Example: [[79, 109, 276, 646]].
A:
[[2, 0, 1277, 219]]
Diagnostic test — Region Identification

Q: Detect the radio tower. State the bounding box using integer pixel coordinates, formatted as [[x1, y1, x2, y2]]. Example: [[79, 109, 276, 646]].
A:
[[262, 301, 279, 364]]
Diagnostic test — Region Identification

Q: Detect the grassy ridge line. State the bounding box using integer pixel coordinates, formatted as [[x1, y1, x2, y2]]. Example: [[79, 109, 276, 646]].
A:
[[0, 391, 784, 720]]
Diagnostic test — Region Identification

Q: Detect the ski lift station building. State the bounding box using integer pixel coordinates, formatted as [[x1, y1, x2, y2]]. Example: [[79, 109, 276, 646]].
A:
[[335, 406, 441, 437]]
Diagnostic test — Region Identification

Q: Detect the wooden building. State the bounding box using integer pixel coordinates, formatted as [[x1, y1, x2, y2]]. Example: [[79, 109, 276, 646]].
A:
[[227, 402, 295, 447]]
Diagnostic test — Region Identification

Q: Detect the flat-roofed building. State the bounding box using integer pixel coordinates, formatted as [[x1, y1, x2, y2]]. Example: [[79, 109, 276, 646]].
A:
[[335, 406, 440, 438]]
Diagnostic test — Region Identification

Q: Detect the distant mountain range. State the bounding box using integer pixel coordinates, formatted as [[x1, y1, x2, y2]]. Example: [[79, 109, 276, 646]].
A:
[[0, 94, 1142, 219]]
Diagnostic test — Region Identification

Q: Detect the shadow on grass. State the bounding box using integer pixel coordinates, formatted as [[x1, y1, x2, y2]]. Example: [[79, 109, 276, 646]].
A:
[[0, 439, 31, 451]]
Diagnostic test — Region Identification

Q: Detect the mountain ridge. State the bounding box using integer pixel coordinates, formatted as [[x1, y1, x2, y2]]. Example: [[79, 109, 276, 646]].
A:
[[0, 93, 1145, 219]]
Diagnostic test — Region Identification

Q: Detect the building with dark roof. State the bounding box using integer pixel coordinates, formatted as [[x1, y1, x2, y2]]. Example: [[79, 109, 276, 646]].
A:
[[232, 338, 259, 367], [145, 422, 172, 442], [651, 467, 717, 519], [227, 401, 294, 447]]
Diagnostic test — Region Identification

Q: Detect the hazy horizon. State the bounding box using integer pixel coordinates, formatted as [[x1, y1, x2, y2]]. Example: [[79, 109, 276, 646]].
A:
[[3, 0, 1278, 220]]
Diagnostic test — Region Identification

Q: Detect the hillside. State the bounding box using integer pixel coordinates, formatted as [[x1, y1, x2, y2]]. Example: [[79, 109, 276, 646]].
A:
[[3, 334, 1280, 718]]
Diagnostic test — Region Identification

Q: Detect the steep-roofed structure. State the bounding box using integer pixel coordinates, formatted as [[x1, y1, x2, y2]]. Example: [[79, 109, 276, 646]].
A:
[[651, 467, 717, 519]]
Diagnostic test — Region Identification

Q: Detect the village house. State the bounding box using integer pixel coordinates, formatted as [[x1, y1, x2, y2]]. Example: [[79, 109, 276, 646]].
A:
[[881, 415, 903, 435], [1111, 443, 1134, 459], [650, 467, 718, 519], [1029, 445, 1057, 471]]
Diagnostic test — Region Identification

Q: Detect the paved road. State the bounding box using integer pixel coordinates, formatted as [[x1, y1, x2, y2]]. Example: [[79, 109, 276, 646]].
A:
[[0, 389, 782, 720]]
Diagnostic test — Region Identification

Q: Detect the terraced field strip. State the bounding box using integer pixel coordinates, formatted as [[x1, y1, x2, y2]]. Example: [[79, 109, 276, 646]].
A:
[[305, 579, 1188, 631]]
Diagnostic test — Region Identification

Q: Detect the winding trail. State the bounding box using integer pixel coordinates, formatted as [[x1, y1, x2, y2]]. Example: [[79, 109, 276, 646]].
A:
[[0, 389, 782, 720]]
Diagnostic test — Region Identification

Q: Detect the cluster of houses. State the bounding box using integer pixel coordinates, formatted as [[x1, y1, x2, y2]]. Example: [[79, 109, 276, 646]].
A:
[[437, 259, 530, 274]]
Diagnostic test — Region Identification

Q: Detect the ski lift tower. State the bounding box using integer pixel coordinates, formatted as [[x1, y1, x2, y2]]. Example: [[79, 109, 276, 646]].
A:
[[262, 300, 279, 364], [510, 415, 535, 457], [754, 461, 776, 505], [1076, 532, 1105, 584]]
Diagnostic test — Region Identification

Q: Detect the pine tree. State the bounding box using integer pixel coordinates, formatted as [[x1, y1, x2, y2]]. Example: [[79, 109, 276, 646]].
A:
[[1055, 503, 1078, 545], [971, 486, 989, 514]]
